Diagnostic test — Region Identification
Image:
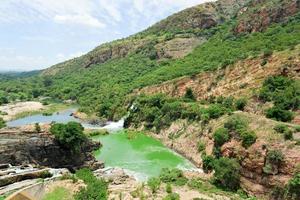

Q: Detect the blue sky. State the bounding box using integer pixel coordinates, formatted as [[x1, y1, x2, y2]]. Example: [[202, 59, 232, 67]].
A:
[[0, 0, 211, 71]]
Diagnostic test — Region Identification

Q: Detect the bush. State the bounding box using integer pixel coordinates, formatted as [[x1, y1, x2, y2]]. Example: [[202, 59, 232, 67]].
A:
[[240, 130, 257, 148], [284, 129, 294, 140], [166, 183, 172, 193], [75, 169, 108, 200], [147, 177, 161, 193], [235, 98, 247, 111], [0, 118, 6, 129], [267, 150, 284, 166], [163, 193, 180, 200], [184, 88, 196, 101], [295, 126, 300, 132], [202, 155, 215, 173], [285, 173, 300, 200], [50, 122, 86, 151], [213, 128, 230, 147], [206, 104, 227, 119], [159, 168, 188, 186], [266, 107, 294, 122], [274, 124, 289, 133], [224, 116, 247, 133], [213, 158, 241, 191], [197, 141, 206, 152]]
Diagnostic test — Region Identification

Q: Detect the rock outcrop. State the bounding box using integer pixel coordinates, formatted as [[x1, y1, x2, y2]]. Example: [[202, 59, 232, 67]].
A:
[[0, 127, 103, 171], [235, 0, 300, 33]]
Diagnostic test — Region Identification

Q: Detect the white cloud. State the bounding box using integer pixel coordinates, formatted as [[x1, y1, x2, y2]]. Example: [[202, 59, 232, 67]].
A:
[[54, 14, 106, 28]]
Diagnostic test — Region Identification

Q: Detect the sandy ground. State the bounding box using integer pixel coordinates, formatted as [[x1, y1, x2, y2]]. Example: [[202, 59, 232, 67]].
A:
[[0, 101, 44, 121]]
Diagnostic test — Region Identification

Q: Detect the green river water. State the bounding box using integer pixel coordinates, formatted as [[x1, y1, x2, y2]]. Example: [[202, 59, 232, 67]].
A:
[[93, 131, 196, 181], [7, 109, 196, 181]]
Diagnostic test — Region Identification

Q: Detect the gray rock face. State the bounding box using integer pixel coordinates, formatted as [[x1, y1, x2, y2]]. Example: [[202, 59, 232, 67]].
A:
[[0, 128, 103, 171]]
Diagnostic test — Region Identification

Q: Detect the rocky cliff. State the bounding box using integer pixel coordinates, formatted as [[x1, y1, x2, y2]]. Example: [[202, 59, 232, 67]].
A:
[[0, 127, 103, 171]]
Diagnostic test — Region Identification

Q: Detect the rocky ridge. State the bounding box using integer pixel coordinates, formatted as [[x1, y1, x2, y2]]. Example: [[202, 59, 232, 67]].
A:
[[0, 125, 103, 171]]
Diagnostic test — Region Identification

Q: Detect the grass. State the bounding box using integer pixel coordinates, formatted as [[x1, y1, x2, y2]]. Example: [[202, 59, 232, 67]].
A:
[[43, 187, 73, 200]]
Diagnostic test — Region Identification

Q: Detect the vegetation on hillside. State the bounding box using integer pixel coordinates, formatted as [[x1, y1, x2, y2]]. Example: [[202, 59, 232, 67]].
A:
[[124, 94, 246, 132], [0, 13, 299, 120], [259, 76, 300, 122]]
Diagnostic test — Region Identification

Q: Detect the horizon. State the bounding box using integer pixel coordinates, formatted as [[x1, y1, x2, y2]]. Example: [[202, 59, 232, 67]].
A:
[[0, 0, 213, 72]]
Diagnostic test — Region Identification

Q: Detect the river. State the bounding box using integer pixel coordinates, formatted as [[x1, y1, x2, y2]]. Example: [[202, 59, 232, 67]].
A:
[[7, 108, 196, 181]]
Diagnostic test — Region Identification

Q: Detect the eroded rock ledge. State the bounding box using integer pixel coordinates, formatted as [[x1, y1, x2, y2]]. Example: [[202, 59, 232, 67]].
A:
[[0, 127, 103, 171]]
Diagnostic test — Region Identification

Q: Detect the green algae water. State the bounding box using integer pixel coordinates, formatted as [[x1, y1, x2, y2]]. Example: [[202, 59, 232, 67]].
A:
[[93, 131, 196, 181]]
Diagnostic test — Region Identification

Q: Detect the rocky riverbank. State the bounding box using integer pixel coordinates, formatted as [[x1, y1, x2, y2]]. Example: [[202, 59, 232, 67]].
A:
[[0, 125, 103, 171]]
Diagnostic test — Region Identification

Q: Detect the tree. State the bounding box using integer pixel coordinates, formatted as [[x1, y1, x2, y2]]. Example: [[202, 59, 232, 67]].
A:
[[213, 158, 241, 191], [50, 122, 86, 151]]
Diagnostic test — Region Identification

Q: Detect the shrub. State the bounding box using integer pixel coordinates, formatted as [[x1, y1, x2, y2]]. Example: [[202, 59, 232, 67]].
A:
[[197, 141, 206, 153], [294, 126, 300, 132], [75, 169, 108, 200], [202, 155, 215, 173], [50, 122, 86, 151], [240, 130, 257, 148], [266, 107, 294, 122], [159, 168, 188, 186], [147, 177, 161, 193], [206, 104, 227, 119], [184, 88, 196, 101], [166, 183, 172, 194], [213, 128, 230, 147], [284, 129, 294, 140], [285, 173, 300, 200], [224, 116, 247, 133], [235, 98, 247, 111], [163, 193, 180, 200], [274, 124, 289, 133], [213, 158, 241, 191], [0, 118, 6, 129], [267, 150, 284, 166]]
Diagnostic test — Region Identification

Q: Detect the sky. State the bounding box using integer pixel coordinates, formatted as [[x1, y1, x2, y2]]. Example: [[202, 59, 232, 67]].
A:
[[0, 0, 212, 71]]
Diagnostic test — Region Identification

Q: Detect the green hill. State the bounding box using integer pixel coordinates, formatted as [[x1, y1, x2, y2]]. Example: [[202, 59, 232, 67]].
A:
[[0, 0, 299, 120]]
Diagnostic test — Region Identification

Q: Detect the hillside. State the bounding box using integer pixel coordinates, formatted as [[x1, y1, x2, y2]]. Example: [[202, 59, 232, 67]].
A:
[[1, 0, 299, 120], [0, 0, 300, 199]]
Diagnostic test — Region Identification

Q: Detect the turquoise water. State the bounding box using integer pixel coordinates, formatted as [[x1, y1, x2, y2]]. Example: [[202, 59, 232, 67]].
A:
[[93, 132, 195, 181]]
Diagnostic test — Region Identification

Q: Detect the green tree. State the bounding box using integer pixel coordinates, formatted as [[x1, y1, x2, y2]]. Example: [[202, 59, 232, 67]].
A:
[[213, 158, 241, 191], [50, 122, 86, 151]]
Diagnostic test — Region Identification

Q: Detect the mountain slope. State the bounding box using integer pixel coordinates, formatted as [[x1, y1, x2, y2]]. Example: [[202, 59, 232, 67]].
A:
[[0, 0, 300, 120]]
